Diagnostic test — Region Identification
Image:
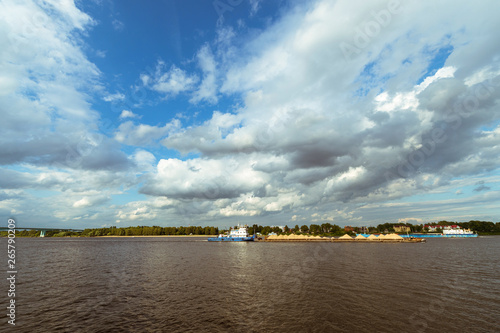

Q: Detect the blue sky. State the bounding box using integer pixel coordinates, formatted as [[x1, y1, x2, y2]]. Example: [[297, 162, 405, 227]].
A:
[[1, 0, 499, 228]]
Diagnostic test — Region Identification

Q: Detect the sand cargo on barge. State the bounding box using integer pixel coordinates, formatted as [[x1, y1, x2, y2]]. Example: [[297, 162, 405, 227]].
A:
[[265, 233, 425, 243]]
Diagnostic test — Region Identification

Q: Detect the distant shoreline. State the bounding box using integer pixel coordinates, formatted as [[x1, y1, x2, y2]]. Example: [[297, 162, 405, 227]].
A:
[[98, 235, 213, 238]]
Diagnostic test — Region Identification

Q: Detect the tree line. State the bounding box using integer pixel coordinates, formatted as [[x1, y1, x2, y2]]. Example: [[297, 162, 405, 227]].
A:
[[374, 220, 500, 234], [249, 223, 348, 237], [80, 225, 219, 237], [0, 226, 219, 237]]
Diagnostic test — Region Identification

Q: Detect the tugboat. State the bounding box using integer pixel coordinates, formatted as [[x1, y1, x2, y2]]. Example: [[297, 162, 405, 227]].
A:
[[207, 225, 255, 242]]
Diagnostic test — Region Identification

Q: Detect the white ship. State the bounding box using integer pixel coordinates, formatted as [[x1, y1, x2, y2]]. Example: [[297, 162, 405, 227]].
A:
[[402, 227, 478, 238], [442, 228, 476, 235], [207, 226, 255, 242]]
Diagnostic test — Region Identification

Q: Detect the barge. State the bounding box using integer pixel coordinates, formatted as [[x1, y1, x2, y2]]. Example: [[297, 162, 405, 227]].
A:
[[266, 233, 425, 242]]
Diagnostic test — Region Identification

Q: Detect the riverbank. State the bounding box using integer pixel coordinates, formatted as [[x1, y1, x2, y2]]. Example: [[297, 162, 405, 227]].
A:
[[98, 235, 213, 238], [0, 235, 215, 238]]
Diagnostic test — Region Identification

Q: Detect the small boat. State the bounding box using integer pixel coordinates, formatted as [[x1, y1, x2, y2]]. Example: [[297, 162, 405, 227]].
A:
[[207, 226, 255, 242]]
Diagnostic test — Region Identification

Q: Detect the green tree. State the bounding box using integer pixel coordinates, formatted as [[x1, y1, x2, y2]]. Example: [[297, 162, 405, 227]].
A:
[[271, 226, 282, 234], [261, 226, 271, 235], [321, 223, 332, 233], [330, 224, 342, 235], [309, 224, 320, 235]]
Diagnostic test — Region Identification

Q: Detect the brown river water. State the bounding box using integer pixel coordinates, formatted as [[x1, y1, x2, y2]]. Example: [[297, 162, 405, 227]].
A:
[[2, 236, 499, 332]]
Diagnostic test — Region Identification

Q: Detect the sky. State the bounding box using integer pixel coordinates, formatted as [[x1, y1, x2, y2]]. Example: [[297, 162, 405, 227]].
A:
[[1, 0, 500, 229]]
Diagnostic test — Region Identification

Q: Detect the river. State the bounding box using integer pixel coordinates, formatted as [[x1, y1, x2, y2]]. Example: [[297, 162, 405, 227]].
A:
[[2, 236, 499, 332]]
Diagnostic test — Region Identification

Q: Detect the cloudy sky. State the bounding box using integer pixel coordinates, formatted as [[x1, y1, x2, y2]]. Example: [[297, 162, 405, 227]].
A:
[[1, 0, 499, 229]]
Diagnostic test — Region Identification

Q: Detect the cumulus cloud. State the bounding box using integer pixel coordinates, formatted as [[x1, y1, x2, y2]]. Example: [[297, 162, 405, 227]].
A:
[[133, 150, 156, 172], [190, 45, 218, 104], [115, 119, 181, 146], [0, 0, 144, 227], [119, 110, 142, 120], [161, 111, 244, 154], [143, 0, 500, 225], [141, 50, 220, 104], [140, 157, 269, 199], [3, 0, 500, 227], [142, 62, 198, 97], [0, 0, 133, 173], [103, 92, 126, 102], [73, 195, 109, 208]]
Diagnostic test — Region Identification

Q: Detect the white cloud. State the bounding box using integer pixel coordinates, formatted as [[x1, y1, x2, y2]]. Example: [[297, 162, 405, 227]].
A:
[[115, 119, 181, 146], [3, 0, 500, 228], [43, 0, 94, 30], [0, 0, 132, 174], [145, 63, 198, 96], [73, 195, 109, 208], [133, 150, 156, 172], [464, 65, 500, 87], [119, 110, 142, 120], [373, 66, 457, 117], [117, 204, 156, 221], [95, 50, 106, 58], [190, 45, 218, 104], [104, 92, 125, 102], [145, 0, 500, 225], [0, 0, 100, 130], [324, 166, 368, 195], [141, 157, 269, 200], [112, 19, 124, 31], [161, 111, 245, 154]]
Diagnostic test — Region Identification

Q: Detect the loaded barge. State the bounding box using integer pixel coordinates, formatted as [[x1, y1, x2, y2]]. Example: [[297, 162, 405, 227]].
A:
[[265, 233, 425, 243]]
